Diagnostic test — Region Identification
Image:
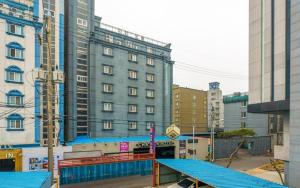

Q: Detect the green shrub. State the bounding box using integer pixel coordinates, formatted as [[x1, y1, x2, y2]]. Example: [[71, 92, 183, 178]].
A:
[[217, 128, 255, 138]]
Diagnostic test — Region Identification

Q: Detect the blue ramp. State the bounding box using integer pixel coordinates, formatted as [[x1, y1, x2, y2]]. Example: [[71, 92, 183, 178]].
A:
[[156, 159, 287, 188]]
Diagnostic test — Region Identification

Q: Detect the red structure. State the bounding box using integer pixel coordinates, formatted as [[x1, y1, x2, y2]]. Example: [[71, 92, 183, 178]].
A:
[[58, 153, 155, 171]]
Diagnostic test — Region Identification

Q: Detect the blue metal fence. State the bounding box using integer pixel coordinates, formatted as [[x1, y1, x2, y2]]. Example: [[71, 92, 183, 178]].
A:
[[60, 160, 153, 184]]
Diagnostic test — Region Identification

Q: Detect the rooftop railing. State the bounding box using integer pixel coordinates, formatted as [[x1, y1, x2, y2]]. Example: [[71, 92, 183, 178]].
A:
[[100, 22, 168, 47]]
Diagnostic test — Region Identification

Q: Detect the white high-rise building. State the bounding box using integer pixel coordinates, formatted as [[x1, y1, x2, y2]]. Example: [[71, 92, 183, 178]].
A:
[[207, 82, 224, 129]]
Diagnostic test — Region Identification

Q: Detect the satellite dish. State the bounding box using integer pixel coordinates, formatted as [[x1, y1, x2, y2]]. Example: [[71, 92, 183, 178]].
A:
[[166, 124, 180, 140]]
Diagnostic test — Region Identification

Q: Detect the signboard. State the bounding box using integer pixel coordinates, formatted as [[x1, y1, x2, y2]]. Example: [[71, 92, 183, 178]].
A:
[[179, 140, 186, 159], [149, 127, 155, 153], [120, 142, 129, 153], [28, 155, 61, 171]]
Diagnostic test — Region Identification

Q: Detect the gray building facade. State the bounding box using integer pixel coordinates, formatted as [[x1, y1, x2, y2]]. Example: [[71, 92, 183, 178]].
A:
[[88, 19, 173, 137], [248, 0, 300, 186], [223, 93, 268, 136], [65, 0, 173, 140]]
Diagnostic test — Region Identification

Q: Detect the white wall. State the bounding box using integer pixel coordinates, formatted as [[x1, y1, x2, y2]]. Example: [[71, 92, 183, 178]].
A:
[[0, 18, 37, 145]]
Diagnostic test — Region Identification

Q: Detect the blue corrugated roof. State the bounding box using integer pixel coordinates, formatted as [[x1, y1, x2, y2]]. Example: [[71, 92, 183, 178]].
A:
[[68, 135, 192, 145], [156, 159, 287, 188], [0, 172, 51, 188]]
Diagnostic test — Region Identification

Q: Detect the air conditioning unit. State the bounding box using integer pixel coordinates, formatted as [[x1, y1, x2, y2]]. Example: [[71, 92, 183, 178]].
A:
[[19, 15, 24, 19], [37, 69, 47, 80], [53, 71, 64, 82]]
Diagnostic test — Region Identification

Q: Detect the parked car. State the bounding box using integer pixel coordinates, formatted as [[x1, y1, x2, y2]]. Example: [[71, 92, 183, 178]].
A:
[[167, 178, 212, 188]]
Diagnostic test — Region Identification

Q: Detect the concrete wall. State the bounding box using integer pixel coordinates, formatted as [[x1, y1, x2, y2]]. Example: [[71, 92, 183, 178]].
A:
[[214, 136, 271, 159]]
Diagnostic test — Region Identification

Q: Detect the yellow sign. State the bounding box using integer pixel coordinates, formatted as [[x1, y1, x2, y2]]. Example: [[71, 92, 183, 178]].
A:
[[166, 124, 180, 140]]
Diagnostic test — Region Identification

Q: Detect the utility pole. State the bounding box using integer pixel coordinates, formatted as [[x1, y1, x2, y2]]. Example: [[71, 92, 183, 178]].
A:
[[210, 105, 215, 162], [45, 16, 54, 185]]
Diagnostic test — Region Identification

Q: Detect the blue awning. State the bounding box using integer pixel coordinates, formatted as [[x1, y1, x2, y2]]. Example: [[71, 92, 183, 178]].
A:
[[156, 159, 287, 188], [0, 172, 51, 188], [68, 135, 192, 145]]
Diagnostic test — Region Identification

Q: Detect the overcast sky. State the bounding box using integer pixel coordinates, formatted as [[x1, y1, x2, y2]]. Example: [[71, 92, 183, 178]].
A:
[[95, 0, 249, 95]]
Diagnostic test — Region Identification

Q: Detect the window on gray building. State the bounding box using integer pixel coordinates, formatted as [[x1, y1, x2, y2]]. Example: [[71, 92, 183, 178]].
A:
[[103, 65, 113, 75], [128, 104, 137, 113], [103, 120, 113, 130], [103, 47, 113, 56], [241, 101, 247, 107], [103, 102, 113, 112], [146, 121, 155, 130], [128, 87, 137, 96], [128, 121, 137, 130], [105, 34, 113, 43], [103, 83, 113, 93], [241, 112, 247, 118], [146, 73, 155, 82], [147, 58, 154, 66], [146, 89, 155, 98], [128, 70, 137, 79], [128, 53, 137, 62], [146, 47, 153, 54], [146, 105, 155, 114], [241, 122, 246, 128]]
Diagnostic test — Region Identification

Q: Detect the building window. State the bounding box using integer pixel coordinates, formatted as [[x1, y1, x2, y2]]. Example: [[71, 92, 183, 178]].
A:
[[146, 47, 153, 54], [146, 58, 154, 66], [103, 102, 113, 112], [128, 53, 137, 62], [5, 66, 23, 83], [103, 47, 113, 56], [241, 112, 247, 118], [103, 120, 113, 130], [146, 89, 155, 98], [6, 90, 24, 107], [146, 121, 155, 130], [241, 101, 247, 107], [128, 121, 137, 130], [176, 94, 179, 99], [7, 23, 23, 36], [7, 113, 24, 131], [146, 73, 155, 82], [103, 65, 113, 75], [128, 87, 137, 96], [128, 104, 137, 113], [103, 83, 113, 93], [105, 34, 113, 43], [128, 70, 137, 79], [241, 122, 246, 128], [77, 75, 87, 82], [146, 105, 155, 114], [77, 18, 88, 27], [6, 42, 24, 60]]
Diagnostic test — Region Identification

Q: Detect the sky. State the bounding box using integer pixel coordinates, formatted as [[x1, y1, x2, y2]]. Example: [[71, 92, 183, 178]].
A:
[[95, 0, 249, 95]]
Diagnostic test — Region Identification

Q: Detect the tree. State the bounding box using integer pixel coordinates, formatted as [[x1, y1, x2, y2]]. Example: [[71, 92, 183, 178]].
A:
[[217, 128, 256, 168]]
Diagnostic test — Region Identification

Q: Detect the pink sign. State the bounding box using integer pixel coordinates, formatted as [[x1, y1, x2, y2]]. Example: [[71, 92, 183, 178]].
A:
[[120, 142, 129, 152]]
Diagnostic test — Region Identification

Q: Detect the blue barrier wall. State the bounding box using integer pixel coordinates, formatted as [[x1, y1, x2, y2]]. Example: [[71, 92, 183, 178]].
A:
[[60, 160, 153, 185]]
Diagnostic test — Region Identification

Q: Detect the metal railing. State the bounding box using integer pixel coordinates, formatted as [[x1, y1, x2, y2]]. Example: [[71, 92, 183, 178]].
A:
[[100, 23, 168, 47], [58, 153, 155, 169]]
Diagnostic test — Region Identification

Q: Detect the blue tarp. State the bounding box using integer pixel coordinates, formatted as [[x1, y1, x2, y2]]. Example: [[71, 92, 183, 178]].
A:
[[0, 172, 51, 188], [68, 135, 192, 145], [156, 159, 288, 188]]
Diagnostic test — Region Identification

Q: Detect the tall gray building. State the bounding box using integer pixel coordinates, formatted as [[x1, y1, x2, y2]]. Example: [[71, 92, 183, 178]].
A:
[[248, 0, 300, 186], [65, 0, 173, 140], [223, 92, 268, 136]]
